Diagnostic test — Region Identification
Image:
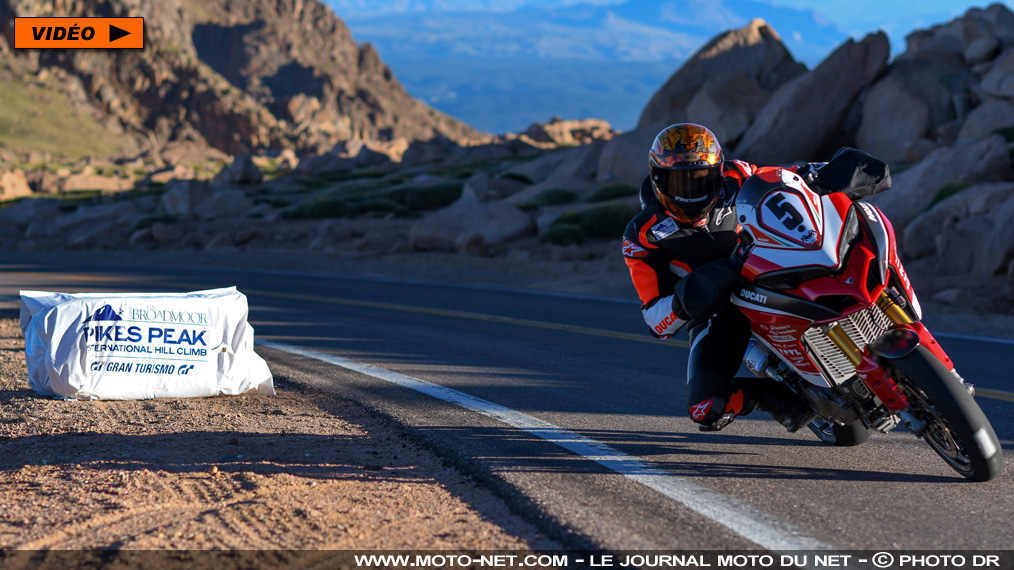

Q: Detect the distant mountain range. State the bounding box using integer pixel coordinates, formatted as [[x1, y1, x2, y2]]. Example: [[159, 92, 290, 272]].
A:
[[326, 0, 850, 132]]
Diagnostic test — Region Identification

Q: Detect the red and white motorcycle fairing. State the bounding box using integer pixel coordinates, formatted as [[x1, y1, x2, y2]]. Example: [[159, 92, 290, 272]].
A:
[[730, 167, 1002, 481]]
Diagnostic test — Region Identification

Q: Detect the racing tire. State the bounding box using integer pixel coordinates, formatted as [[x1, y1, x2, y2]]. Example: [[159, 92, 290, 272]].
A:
[[886, 345, 1003, 482], [807, 418, 870, 446]]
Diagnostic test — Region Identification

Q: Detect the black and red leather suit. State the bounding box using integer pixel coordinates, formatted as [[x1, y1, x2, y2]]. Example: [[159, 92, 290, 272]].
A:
[[622, 150, 891, 430]]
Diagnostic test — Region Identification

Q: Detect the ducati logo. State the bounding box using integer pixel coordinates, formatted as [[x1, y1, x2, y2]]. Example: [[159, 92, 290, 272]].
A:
[[690, 400, 714, 420], [740, 289, 768, 304]]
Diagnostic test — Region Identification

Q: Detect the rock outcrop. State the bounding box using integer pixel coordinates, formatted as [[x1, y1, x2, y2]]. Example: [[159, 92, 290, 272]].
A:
[[0, 0, 482, 157], [637, 19, 805, 147], [870, 135, 1011, 230], [0, 169, 31, 201], [734, 32, 890, 164]]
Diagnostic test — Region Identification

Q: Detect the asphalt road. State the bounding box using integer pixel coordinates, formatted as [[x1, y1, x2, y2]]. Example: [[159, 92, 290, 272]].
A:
[[2, 259, 1012, 551]]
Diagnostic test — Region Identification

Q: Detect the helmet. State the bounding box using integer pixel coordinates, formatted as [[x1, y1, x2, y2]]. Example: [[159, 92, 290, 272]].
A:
[[649, 123, 724, 224]]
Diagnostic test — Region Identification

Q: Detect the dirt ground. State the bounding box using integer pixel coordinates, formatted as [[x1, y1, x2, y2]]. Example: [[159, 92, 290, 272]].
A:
[[0, 302, 559, 559]]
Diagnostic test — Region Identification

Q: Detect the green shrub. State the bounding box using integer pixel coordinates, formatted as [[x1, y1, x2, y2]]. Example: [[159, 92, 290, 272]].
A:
[[584, 182, 638, 203], [54, 191, 101, 212], [253, 197, 293, 208], [295, 167, 389, 188], [131, 214, 179, 231], [930, 181, 969, 207], [992, 126, 1014, 143], [502, 172, 534, 185], [283, 195, 350, 219], [540, 223, 585, 246], [555, 203, 639, 240], [348, 198, 404, 217], [385, 181, 463, 211], [518, 188, 579, 211], [283, 180, 463, 220]]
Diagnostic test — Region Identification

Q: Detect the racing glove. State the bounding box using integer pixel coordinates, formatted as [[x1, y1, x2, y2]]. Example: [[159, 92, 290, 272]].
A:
[[672, 257, 743, 323]]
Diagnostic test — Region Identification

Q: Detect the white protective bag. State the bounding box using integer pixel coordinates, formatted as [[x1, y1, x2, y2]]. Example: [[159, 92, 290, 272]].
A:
[[20, 287, 274, 400]]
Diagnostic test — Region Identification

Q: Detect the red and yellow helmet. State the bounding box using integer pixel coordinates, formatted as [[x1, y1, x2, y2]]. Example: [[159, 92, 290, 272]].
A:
[[648, 123, 724, 224]]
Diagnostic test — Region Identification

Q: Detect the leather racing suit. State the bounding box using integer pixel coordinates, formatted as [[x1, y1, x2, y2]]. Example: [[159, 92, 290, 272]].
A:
[[621, 149, 891, 430]]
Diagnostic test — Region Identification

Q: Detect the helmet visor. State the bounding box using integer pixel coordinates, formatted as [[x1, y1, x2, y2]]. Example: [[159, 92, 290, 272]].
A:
[[652, 165, 722, 222]]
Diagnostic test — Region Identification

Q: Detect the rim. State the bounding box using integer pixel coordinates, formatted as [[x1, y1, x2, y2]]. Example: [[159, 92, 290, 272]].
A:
[[901, 382, 974, 475]]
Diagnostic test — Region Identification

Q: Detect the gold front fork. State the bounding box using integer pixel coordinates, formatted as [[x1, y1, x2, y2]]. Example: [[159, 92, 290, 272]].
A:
[[825, 291, 913, 367], [876, 290, 914, 326]]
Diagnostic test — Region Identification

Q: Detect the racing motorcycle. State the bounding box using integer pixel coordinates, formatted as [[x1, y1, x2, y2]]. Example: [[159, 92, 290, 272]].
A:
[[731, 167, 1003, 482]]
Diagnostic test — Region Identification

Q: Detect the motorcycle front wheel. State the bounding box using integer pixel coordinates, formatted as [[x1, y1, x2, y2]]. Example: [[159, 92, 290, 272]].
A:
[[887, 345, 1003, 482], [807, 418, 870, 446]]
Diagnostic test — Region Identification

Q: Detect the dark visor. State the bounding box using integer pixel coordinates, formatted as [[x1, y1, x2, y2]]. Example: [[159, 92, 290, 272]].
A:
[[652, 165, 722, 219]]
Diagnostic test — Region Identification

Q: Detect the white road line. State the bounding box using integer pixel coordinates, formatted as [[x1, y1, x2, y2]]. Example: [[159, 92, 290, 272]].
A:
[[933, 331, 1014, 346], [259, 339, 832, 551]]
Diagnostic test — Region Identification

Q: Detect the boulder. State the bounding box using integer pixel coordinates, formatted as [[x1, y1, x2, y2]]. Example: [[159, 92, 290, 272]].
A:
[[55, 201, 142, 233], [547, 139, 608, 181], [638, 19, 805, 129], [61, 173, 134, 193], [401, 136, 466, 165], [503, 150, 571, 184], [0, 169, 32, 201], [0, 198, 61, 231], [195, 189, 256, 221], [903, 182, 1014, 259], [204, 232, 235, 250], [127, 228, 154, 247], [903, 5, 1014, 63], [964, 34, 1000, 64], [902, 183, 1014, 278], [869, 135, 1011, 230], [979, 47, 1014, 99], [685, 71, 770, 145], [904, 137, 941, 164], [462, 172, 529, 202], [856, 59, 976, 164], [66, 220, 134, 250], [24, 170, 64, 194], [524, 118, 615, 146], [295, 152, 357, 176], [340, 140, 395, 168], [409, 195, 534, 253], [957, 98, 1014, 140], [149, 164, 197, 185], [150, 222, 185, 245], [735, 32, 890, 164], [595, 121, 669, 186], [213, 155, 263, 185], [158, 179, 212, 219]]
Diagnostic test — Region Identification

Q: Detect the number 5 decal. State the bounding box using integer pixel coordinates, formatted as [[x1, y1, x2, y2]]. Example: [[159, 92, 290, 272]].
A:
[[766, 193, 803, 231]]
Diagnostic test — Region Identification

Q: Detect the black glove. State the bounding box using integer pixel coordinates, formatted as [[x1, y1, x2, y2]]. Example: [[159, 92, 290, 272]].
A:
[[673, 257, 743, 323], [811, 147, 891, 199]]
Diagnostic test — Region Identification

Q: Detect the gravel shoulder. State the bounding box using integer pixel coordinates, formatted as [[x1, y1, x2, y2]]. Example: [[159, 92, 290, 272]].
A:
[[0, 302, 558, 552]]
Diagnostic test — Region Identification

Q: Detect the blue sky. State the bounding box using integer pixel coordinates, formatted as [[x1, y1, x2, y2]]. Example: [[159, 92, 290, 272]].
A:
[[770, 0, 1012, 52], [327, 0, 1013, 50]]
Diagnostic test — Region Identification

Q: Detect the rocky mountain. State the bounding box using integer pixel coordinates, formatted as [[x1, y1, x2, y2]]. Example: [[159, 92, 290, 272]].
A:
[[0, 0, 481, 158]]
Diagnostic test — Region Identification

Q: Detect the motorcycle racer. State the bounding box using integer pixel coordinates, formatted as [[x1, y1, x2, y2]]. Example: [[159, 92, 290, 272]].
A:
[[622, 123, 890, 432]]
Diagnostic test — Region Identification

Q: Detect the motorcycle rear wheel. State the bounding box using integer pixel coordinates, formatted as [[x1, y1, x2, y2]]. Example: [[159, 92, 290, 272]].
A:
[[807, 418, 870, 446], [887, 345, 1003, 482]]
